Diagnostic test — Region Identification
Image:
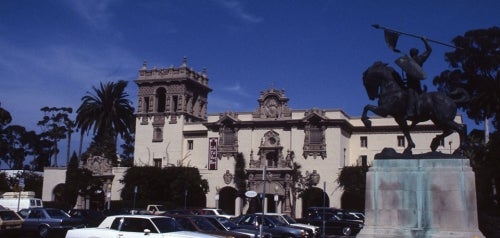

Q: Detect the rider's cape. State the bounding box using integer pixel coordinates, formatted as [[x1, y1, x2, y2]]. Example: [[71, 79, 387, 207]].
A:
[[395, 55, 426, 80]]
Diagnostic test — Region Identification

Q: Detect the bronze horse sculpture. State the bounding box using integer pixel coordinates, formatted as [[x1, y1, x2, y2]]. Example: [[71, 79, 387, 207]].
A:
[[361, 61, 468, 155]]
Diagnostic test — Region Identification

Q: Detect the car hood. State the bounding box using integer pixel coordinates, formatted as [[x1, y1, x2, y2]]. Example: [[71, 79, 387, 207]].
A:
[[290, 223, 319, 230]]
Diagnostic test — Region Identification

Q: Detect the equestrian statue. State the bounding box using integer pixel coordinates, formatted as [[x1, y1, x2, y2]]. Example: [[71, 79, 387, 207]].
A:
[[362, 25, 468, 155]]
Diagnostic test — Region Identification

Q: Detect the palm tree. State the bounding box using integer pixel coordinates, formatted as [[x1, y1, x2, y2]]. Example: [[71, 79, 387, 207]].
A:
[[75, 80, 135, 160]]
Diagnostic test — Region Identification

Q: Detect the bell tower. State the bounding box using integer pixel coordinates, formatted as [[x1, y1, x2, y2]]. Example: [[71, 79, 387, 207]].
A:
[[135, 57, 212, 125]]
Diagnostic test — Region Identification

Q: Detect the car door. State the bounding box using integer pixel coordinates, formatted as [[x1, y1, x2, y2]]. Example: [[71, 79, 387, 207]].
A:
[[24, 209, 44, 231]]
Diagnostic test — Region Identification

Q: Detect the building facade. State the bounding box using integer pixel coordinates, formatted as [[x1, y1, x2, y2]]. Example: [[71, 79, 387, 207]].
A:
[[132, 59, 462, 217]]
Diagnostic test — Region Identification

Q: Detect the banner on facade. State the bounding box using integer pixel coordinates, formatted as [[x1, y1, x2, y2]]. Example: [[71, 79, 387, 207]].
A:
[[208, 138, 218, 170]]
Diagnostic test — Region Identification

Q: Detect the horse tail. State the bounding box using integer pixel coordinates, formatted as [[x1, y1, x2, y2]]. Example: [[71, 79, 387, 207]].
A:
[[446, 87, 470, 107]]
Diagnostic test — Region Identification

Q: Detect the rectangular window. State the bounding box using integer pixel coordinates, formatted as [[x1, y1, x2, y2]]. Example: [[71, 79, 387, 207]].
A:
[[222, 130, 234, 145], [188, 140, 194, 150], [144, 97, 150, 113], [340, 148, 347, 167], [397, 136, 405, 147], [153, 127, 163, 142], [309, 127, 322, 144], [153, 158, 162, 168], [360, 136, 368, 148], [360, 155, 367, 167]]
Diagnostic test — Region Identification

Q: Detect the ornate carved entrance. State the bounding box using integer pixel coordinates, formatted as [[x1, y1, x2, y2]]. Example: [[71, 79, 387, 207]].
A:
[[247, 130, 293, 215]]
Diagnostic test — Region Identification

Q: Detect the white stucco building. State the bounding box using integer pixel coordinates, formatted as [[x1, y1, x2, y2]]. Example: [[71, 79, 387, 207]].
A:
[[42, 59, 462, 217]]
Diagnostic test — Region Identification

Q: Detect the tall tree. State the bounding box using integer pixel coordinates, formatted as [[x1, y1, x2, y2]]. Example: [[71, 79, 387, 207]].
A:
[[121, 167, 208, 208], [336, 165, 369, 211], [30, 135, 53, 171], [0, 125, 36, 169], [234, 153, 247, 214], [433, 26, 500, 129], [75, 80, 135, 162], [119, 131, 135, 167], [37, 107, 74, 166]]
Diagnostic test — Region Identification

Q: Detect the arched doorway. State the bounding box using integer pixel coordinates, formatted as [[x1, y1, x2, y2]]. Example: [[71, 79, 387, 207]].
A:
[[340, 190, 364, 211], [52, 183, 65, 204], [301, 187, 329, 217], [219, 187, 237, 215]]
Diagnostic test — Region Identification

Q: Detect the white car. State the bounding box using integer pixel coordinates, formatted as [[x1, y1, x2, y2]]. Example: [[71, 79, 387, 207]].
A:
[[202, 208, 235, 219], [65, 215, 220, 238]]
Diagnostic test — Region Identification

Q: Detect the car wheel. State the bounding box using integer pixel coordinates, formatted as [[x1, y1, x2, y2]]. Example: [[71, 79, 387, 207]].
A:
[[283, 235, 294, 238], [39, 225, 50, 238], [342, 226, 352, 236]]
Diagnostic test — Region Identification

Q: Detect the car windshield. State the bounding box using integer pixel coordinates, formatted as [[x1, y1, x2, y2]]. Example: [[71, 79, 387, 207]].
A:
[[266, 216, 286, 226], [46, 209, 70, 218], [0, 210, 21, 221], [281, 214, 297, 224], [191, 216, 218, 231], [216, 217, 238, 230], [151, 217, 183, 233], [214, 209, 230, 215], [155, 205, 167, 211]]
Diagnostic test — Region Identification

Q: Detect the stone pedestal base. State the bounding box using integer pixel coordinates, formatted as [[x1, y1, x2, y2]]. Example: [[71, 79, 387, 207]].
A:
[[357, 157, 484, 238]]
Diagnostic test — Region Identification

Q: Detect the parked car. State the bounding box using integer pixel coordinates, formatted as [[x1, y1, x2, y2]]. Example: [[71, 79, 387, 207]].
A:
[[235, 214, 306, 238], [146, 204, 169, 215], [202, 208, 236, 219], [299, 211, 364, 236], [65, 214, 219, 238], [18, 207, 84, 238], [203, 215, 272, 238], [172, 215, 249, 238], [0, 192, 43, 211], [0, 206, 23, 236], [67, 209, 106, 227], [257, 213, 319, 237], [344, 210, 365, 222]]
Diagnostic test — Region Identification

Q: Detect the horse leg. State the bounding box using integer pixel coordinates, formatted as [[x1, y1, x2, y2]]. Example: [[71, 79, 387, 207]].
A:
[[431, 120, 467, 154], [362, 104, 388, 128], [430, 129, 453, 152], [396, 118, 415, 155]]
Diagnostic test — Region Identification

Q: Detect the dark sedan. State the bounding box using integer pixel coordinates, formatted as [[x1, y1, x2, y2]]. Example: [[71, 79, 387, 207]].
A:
[[235, 214, 307, 238], [300, 212, 364, 236], [172, 215, 250, 238], [18, 208, 84, 238], [67, 209, 106, 227], [203, 215, 272, 238]]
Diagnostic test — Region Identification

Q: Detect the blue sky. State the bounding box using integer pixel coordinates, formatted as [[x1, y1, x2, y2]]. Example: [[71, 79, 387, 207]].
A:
[[0, 0, 498, 166]]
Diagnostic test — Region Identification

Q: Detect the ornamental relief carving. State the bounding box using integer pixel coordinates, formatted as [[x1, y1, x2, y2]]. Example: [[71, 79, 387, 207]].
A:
[[253, 88, 292, 119]]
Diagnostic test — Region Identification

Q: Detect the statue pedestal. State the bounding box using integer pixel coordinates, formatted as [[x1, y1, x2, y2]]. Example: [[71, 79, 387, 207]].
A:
[[357, 157, 484, 238]]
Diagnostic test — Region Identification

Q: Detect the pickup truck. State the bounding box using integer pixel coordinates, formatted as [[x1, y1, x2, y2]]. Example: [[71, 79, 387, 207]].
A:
[[146, 204, 168, 215], [65, 215, 220, 238]]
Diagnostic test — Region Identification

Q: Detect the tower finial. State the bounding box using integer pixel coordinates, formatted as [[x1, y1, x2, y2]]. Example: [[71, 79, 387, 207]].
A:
[[141, 60, 147, 70], [181, 56, 187, 67]]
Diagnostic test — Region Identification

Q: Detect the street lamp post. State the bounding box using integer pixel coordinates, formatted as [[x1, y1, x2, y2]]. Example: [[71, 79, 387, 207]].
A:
[[449, 141, 452, 154], [274, 186, 279, 213], [17, 172, 25, 212], [184, 190, 188, 209], [132, 185, 138, 213], [215, 186, 220, 209], [106, 184, 112, 210]]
